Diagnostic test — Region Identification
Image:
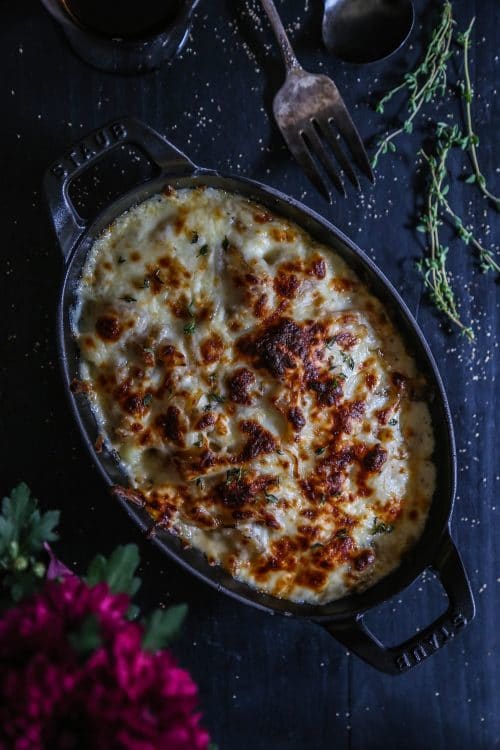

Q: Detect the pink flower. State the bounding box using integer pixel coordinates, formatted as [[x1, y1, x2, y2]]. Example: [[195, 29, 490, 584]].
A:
[[0, 578, 211, 750]]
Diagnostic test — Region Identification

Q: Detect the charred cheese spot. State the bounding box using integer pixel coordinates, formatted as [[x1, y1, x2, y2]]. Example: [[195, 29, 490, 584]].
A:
[[228, 368, 255, 405], [76, 187, 436, 605], [274, 272, 300, 299], [95, 314, 122, 342], [200, 334, 224, 364], [155, 406, 185, 446], [287, 407, 305, 431], [238, 420, 276, 461], [363, 444, 388, 473]]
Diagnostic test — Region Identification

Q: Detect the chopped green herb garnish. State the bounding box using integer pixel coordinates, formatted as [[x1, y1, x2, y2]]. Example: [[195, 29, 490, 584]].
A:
[[265, 493, 279, 503], [315, 446, 326, 456], [226, 467, 244, 484], [341, 352, 355, 370], [318, 494, 327, 504], [142, 393, 153, 407], [372, 518, 394, 535], [184, 320, 196, 335], [117, 255, 127, 264], [186, 301, 195, 318], [143, 278, 151, 288], [335, 528, 349, 539], [198, 244, 209, 257], [222, 236, 229, 251], [325, 337, 336, 350], [388, 418, 398, 427], [120, 295, 136, 303], [276, 448, 283, 455], [191, 231, 199, 244], [311, 543, 324, 549], [207, 392, 225, 405], [195, 477, 203, 488]]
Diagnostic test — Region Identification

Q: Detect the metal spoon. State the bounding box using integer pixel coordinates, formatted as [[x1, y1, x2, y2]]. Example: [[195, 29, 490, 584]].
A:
[[322, 0, 414, 64]]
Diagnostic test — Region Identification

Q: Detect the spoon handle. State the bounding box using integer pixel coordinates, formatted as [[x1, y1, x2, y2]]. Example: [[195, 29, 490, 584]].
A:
[[258, 0, 301, 72]]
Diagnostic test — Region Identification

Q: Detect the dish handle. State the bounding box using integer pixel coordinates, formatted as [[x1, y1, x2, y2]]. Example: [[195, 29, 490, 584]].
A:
[[43, 117, 198, 260], [322, 532, 475, 675]]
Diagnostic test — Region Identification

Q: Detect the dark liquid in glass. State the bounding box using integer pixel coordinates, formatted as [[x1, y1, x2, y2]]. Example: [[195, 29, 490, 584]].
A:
[[62, 0, 182, 39]]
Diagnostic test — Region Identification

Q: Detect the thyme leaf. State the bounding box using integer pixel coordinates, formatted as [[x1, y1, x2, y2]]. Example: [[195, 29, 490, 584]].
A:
[[372, 1, 454, 168]]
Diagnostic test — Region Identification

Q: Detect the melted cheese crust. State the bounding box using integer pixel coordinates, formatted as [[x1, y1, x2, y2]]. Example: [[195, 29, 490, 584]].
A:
[[75, 186, 435, 604]]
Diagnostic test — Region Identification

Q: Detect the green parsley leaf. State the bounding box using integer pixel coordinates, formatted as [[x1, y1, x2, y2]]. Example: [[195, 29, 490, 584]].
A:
[[388, 418, 398, 426], [372, 518, 394, 535], [68, 614, 102, 656], [191, 231, 199, 244], [117, 255, 127, 264], [341, 352, 355, 370], [226, 467, 244, 484], [142, 604, 188, 651], [206, 392, 225, 407], [315, 446, 326, 456], [143, 393, 153, 407], [85, 544, 141, 599], [184, 320, 196, 335], [265, 493, 279, 503], [198, 244, 209, 257]]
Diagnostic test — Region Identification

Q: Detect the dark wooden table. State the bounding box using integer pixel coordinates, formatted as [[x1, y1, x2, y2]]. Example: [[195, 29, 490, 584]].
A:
[[1, 1, 498, 747]]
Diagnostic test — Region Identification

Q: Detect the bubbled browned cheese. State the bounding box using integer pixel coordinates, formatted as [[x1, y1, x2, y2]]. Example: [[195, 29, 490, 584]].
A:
[[75, 187, 435, 604]]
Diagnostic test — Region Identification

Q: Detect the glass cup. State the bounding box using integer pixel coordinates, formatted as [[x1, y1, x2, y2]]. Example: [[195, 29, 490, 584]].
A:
[[39, 0, 201, 74]]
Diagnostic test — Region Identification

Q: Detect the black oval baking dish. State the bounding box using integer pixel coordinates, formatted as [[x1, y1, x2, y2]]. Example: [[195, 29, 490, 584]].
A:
[[43, 117, 475, 675]]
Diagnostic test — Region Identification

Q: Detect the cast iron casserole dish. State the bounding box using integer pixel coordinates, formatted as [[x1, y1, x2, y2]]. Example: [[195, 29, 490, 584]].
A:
[[44, 118, 475, 675]]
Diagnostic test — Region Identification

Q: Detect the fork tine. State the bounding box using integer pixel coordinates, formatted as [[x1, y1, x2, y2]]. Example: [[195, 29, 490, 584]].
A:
[[314, 118, 360, 191], [281, 130, 331, 201], [302, 127, 346, 198], [326, 101, 374, 182]]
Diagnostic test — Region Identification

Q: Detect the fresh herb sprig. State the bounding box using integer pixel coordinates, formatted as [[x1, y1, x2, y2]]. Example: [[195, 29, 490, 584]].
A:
[[372, 1, 454, 167], [417, 122, 499, 339], [457, 18, 500, 211]]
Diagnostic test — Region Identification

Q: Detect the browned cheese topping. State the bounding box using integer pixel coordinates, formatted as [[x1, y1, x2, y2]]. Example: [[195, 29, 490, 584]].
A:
[[75, 187, 435, 603]]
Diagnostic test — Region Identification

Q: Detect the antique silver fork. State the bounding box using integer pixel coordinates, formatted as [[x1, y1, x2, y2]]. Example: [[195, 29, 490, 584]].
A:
[[259, 0, 374, 200]]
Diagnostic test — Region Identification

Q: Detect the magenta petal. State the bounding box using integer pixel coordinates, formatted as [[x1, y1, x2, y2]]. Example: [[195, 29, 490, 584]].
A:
[[43, 542, 74, 580]]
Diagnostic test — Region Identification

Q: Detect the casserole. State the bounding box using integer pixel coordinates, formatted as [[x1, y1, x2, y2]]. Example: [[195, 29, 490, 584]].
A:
[[44, 117, 475, 674]]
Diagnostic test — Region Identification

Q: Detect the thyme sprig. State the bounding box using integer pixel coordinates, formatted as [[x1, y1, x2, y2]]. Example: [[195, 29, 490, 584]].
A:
[[417, 122, 499, 340], [371, 1, 454, 167], [457, 19, 500, 211]]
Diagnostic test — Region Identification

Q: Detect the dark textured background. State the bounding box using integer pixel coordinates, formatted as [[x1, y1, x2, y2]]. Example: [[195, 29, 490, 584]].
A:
[[1, 1, 498, 747]]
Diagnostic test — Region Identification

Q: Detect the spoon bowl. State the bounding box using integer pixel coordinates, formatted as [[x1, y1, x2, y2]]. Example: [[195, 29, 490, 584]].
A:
[[322, 0, 414, 64]]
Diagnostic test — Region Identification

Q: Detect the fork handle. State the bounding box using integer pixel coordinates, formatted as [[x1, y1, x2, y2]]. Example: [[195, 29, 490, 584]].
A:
[[259, 0, 301, 72]]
